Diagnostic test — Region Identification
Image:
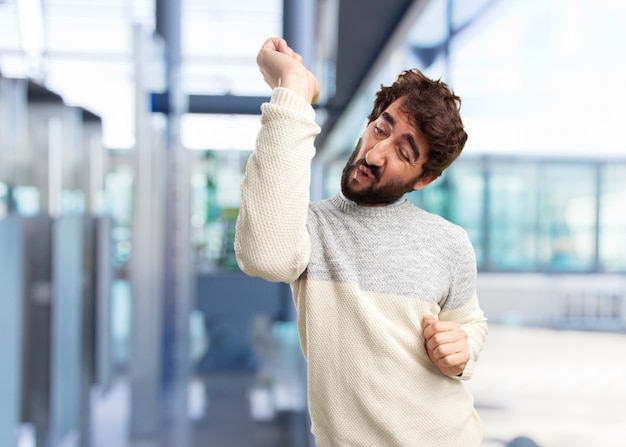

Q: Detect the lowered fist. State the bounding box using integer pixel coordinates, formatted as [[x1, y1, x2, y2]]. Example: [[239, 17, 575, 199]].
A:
[[423, 316, 470, 377]]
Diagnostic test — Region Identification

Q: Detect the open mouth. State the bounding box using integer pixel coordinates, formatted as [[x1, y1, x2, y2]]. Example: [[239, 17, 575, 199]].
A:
[[356, 164, 372, 181]]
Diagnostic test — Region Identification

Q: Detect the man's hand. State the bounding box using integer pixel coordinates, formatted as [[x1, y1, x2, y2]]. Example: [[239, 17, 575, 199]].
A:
[[423, 316, 470, 377], [256, 37, 320, 104]]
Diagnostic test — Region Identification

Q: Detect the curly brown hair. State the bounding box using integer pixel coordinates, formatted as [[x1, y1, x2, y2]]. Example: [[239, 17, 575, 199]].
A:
[[367, 69, 467, 179]]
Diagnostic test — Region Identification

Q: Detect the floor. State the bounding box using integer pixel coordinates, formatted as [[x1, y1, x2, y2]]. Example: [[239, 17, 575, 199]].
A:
[[90, 371, 311, 447], [195, 372, 312, 447], [87, 325, 626, 447], [469, 326, 626, 447]]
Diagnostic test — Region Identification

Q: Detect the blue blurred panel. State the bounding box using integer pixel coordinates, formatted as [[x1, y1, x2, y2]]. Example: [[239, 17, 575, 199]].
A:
[[196, 272, 291, 371], [50, 216, 84, 445], [0, 217, 24, 447], [95, 216, 115, 394]]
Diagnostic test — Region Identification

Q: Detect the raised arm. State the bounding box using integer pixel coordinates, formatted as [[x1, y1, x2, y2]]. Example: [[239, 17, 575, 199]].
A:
[[234, 38, 321, 283]]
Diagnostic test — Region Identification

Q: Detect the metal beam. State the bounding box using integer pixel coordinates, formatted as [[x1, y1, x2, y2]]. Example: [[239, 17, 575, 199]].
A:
[[151, 93, 270, 115]]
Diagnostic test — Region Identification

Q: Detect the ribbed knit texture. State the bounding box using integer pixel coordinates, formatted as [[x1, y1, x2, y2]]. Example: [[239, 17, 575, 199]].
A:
[[235, 88, 488, 447]]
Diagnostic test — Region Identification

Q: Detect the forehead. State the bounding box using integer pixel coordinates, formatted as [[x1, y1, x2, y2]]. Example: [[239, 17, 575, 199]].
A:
[[379, 99, 415, 127]]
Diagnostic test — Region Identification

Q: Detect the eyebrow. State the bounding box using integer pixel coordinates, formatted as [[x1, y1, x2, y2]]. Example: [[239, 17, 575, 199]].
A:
[[381, 111, 420, 161]]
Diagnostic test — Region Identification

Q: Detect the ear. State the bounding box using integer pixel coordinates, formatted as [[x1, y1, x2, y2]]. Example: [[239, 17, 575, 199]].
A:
[[411, 174, 437, 191]]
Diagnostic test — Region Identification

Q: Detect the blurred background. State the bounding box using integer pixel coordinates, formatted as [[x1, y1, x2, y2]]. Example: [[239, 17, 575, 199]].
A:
[[1, 0, 625, 446]]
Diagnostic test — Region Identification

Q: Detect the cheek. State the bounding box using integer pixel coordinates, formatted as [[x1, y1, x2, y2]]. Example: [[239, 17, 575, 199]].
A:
[[385, 164, 422, 184], [355, 136, 373, 159]]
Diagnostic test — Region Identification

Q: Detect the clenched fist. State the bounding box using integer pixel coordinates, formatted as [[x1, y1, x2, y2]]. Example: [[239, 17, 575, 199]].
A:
[[257, 37, 320, 104], [423, 316, 470, 377]]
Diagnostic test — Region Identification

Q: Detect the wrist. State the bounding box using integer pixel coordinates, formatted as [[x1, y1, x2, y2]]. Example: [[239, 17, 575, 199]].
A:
[[270, 88, 317, 122], [279, 72, 319, 104]]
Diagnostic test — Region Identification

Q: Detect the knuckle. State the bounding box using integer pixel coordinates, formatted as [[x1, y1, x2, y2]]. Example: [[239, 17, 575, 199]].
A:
[[436, 345, 452, 358], [432, 332, 446, 345]]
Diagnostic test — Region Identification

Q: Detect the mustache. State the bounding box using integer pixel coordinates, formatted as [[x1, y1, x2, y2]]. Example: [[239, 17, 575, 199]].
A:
[[356, 158, 381, 181]]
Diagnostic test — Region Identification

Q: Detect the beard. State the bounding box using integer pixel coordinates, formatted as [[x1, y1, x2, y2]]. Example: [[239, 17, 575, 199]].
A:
[[340, 139, 421, 205]]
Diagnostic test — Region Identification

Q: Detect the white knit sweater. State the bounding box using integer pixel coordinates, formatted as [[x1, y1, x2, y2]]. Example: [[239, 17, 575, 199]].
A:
[[235, 88, 488, 447]]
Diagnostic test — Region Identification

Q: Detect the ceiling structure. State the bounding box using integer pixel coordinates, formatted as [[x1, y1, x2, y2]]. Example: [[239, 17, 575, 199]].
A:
[[150, 0, 430, 157], [4, 0, 625, 161], [0, 0, 430, 156]]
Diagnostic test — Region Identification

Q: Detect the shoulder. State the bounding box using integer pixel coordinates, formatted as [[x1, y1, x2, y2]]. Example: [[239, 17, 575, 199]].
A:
[[406, 202, 466, 232], [403, 203, 474, 252], [307, 198, 339, 227]]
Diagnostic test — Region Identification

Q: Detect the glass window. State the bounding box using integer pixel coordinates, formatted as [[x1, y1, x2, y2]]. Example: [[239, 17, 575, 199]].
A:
[[447, 162, 485, 268], [190, 150, 249, 271], [487, 160, 539, 271], [537, 163, 597, 272], [105, 165, 134, 270], [599, 164, 626, 272], [181, 0, 282, 97], [413, 158, 615, 274]]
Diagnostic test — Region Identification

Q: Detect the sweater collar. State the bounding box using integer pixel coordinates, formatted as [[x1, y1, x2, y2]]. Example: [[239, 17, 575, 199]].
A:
[[338, 192, 407, 207], [332, 193, 413, 217]]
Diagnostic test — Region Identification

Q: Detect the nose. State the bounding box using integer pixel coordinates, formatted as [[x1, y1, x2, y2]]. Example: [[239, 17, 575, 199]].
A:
[[364, 142, 389, 167]]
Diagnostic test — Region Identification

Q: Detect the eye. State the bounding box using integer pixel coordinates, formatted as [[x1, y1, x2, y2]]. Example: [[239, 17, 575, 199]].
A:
[[373, 122, 389, 137], [398, 148, 411, 161]]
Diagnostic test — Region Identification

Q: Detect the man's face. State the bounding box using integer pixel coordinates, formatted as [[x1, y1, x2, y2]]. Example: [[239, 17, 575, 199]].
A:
[[340, 98, 435, 206]]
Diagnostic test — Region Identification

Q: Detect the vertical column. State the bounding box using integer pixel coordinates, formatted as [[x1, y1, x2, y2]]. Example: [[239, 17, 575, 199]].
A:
[[156, 0, 193, 447], [0, 77, 29, 187], [0, 217, 24, 447], [129, 24, 163, 438], [157, 0, 194, 444], [592, 163, 601, 272], [283, 0, 316, 65], [22, 215, 54, 447], [283, 0, 324, 203]]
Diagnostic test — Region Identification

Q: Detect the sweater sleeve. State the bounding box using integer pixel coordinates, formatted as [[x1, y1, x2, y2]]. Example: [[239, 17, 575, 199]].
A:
[[440, 290, 488, 381], [234, 88, 321, 283], [440, 229, 488, 381]]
